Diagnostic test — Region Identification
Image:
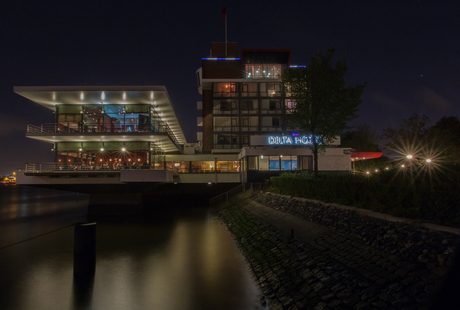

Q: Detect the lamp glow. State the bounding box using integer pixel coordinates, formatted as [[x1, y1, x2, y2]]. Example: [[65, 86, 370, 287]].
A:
[[426, 159, 432, 163], [406, 155, 413, 159]]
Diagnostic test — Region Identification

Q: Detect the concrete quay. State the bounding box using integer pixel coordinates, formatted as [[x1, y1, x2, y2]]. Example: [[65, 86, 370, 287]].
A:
[[216, 193, 460, 309]]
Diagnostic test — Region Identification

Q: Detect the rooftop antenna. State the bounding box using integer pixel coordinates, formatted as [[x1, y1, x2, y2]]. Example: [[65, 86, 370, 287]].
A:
[[222, 7, 227, 57]]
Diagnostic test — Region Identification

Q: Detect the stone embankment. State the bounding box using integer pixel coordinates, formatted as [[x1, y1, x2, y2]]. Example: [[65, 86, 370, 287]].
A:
[[216, 192, 459, 309]]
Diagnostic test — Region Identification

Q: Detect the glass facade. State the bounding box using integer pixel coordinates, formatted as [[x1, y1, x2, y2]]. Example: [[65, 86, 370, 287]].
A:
[[245, 155, 308, 171], [211, 77, 291, 149]]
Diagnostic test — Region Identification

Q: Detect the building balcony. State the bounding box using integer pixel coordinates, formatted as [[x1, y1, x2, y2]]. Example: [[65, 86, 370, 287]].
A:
[[26, 122, 182, 153]]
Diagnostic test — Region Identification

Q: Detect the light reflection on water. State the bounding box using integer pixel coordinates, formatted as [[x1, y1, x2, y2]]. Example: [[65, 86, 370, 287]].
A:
[[0, 186, 265, 310]]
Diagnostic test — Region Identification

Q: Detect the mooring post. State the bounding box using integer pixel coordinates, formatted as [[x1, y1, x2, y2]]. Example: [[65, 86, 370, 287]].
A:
[[74, 222, 97, 280]]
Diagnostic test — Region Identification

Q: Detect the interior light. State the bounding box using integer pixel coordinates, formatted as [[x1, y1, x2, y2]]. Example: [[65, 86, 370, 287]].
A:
[[151, 92, 154, 99], [138, 159, 141, 161], [101, 92, 105, 100], [121, 147, 126, 152], [123, 92, 126, 100], [406, 155, 413, 159], [80, 92, 84, 100], [128, 159, 131, 161], [109, 159, 112, 161], [100, 148, 104, 151], [100, 159, 102, 162], [426, 159, 432, 163], [401, 164, 405, 168]]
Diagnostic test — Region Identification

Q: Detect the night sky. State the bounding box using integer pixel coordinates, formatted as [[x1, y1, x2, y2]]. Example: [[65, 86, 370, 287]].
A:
[[1, 1, 459, 176]]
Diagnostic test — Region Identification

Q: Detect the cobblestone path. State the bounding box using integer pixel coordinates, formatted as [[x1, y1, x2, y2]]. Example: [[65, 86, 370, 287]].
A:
[[217, 199, 450, 309]]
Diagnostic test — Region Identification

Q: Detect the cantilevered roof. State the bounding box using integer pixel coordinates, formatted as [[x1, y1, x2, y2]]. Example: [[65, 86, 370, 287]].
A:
[[14, 86, 187, 146]]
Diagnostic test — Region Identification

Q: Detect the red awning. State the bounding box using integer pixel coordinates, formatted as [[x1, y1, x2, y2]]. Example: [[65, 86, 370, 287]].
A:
[[351, 152, 383, 161]]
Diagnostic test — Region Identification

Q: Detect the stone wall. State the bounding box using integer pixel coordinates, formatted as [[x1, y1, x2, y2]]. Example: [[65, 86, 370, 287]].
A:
[[216, 192, 460, 309]]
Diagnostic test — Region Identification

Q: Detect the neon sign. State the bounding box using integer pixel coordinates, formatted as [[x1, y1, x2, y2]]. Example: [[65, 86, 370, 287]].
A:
[[267, 135, 313, 145]]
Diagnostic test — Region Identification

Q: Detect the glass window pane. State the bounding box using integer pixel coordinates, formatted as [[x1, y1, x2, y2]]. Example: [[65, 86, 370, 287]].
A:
[[269, 156, 279, 170], [281, 156, 291, 170], [259, 156, 269, 170]]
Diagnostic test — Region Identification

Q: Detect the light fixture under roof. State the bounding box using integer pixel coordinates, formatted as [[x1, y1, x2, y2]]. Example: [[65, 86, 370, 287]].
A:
[[123, 92, 126, 100], [150, 92, 154, 99], [101, 92, 105, 100], [80, 92, 84, 100]]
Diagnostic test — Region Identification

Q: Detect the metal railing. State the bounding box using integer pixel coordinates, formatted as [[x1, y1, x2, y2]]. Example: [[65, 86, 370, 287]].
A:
[[24, 163, 172, 173], [209, 183, 262, 207], [27, 121, 180, 146]]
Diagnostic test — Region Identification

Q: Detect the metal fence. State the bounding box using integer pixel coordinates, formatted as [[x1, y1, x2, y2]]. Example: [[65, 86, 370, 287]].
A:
[[24, 163, 172, 173], [209, 183, 262, 207]]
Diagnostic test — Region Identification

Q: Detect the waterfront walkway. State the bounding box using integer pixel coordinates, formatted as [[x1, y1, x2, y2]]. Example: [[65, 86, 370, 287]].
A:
[[218, 193, 459, 309]]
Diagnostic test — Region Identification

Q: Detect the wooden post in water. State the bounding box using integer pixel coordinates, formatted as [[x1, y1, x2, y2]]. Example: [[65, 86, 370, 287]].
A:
[[74, 222, 97, 279]]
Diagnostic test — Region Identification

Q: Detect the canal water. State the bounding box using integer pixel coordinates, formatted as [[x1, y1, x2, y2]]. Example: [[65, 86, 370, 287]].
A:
[[0, 186, 265, 310]]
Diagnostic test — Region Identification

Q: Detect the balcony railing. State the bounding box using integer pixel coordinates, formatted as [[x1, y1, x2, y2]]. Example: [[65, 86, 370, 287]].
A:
[[25, 163, 171, 173], [27, 122, 180, 146]]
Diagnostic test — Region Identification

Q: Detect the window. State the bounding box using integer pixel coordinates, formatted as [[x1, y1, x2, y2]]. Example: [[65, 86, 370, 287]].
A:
[[260, 99, 281, 113], [213, 100, 238, 114], [280, 156, 298, 170], [269, 156, 280, 170], [213, 117, 238, 132], [217, 161, 240, 172], [240, 116, 258, 131], [247, 156, 258, 170], [213, 134, 239, 148], [240, 99, 258, 114], [272, 117, 280, 127], [244, 64, 282, 79], [191, 161, 215, 173], [260, 82, 281, 97], [241, 100, 253, 110], [214, 83, 237, 97], [285, 100, 296, 114], [220, 100, 232, 111], [302, 156, 313, 170], [241, 83, 258, 97]]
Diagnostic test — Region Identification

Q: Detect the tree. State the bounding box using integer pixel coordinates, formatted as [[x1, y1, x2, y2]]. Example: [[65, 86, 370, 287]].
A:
[[341, 124, 381, 152], [380, 113, 430, 156], [428, 116, 460, 164], [283, 48, 366, 177]]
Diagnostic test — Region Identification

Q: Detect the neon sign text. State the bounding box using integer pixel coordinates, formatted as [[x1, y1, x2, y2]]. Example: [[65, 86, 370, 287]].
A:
[[267, 135, 313, 145]]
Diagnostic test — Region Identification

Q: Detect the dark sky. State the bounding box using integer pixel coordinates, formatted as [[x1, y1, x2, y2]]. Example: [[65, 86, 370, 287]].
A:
[[1, 0, 459, 176]]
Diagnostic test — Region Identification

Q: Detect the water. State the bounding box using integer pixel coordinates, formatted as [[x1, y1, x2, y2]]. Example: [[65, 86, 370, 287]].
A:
[[0, 186, 265, 310]]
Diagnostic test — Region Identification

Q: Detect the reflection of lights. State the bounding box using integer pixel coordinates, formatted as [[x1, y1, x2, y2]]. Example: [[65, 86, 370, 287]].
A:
[[366, 171, 370, 174], [375, 169, 378, 172], [385, 167, 389, 170], [100, 159, 102, 162], [128, 159, 131, 161]]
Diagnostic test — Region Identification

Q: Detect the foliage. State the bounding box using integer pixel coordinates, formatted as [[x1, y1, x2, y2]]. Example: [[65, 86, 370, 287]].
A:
[[270, 167, 460, 227], [341, 124, 380, 152], [381, 114, 460, 164], [282, 48, 366, 177], [380, 113, 431, 155], [428, 116, 460, 164]]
